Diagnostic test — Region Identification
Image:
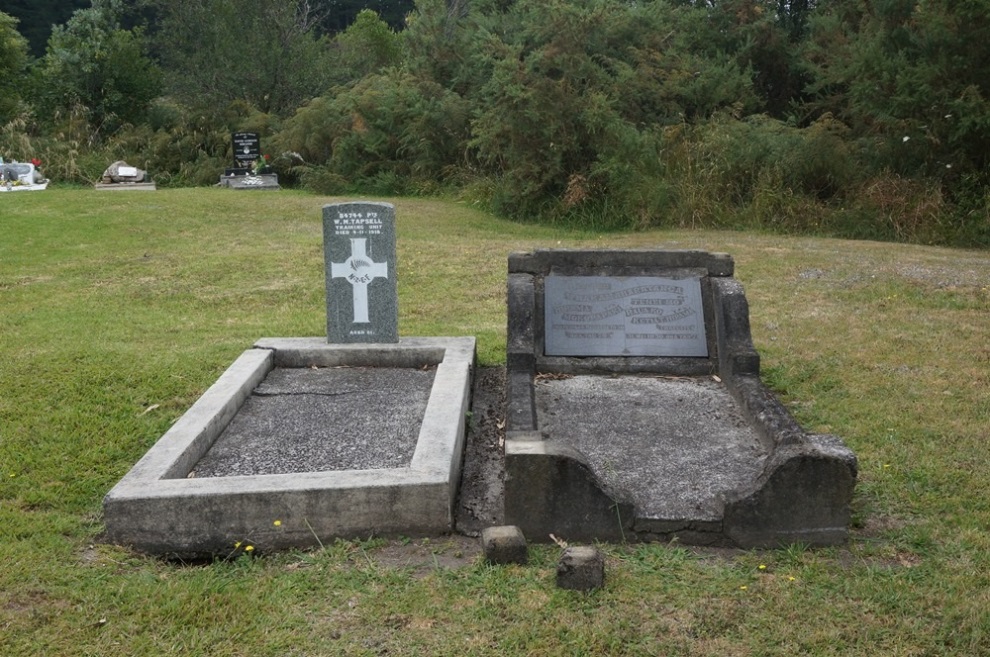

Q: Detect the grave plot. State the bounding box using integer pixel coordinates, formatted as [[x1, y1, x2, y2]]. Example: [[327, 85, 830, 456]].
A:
[[103, 203, 475, 557], [505, 249, 857, 548]]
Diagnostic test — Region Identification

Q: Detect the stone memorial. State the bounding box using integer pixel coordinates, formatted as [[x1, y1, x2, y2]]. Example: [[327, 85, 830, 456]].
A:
[[232, 131, 261, 168], [95, 160, 156, 191], [504, 249, 857, 548], [0, 160, 48, 192], [323, 202, 399, 344], [103, 203, 474, 557], [218, 131, 279, 190]]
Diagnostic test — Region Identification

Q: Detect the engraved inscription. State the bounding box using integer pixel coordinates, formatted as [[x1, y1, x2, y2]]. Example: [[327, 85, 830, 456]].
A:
[[545, 276, 708, 357]]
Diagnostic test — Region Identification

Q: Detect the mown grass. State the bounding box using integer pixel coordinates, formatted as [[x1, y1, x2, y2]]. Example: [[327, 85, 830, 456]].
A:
[[2, 188, 989, 656]]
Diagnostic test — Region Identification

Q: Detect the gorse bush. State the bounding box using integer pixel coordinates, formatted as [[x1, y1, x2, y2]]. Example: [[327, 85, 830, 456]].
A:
[[3, 1, 988, 245], [274, 70, 471, 192]]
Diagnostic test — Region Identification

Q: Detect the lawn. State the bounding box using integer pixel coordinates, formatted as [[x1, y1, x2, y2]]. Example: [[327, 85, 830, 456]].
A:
[[2, 188, 989, 655]]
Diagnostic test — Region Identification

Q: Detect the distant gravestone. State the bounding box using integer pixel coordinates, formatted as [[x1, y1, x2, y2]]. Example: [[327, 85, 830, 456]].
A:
[[232, 132, 261, 168], [545, 275, 707, 357], [323, 202, 398, 343]]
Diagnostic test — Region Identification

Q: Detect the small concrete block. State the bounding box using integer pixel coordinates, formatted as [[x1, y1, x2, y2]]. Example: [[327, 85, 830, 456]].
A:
[[556, 546, 605, 591], [481, 525, 528, 565]]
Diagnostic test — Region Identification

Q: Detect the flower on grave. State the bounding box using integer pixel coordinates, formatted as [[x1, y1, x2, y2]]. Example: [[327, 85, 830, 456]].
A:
[[253, 154, 272, 176], [31, 158, 41, 168]]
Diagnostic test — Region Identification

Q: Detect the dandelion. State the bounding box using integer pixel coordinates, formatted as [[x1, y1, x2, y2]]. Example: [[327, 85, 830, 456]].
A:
[[739, 585, 748, 590], [788, 576, 796, 582], [902, 136, 910, 142], [758, 564, 767, 571], [273, 520, 282, 527], [245, 545, 254, 553]]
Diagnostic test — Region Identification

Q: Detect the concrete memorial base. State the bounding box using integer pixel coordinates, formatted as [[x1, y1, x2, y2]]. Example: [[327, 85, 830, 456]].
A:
[[217, 173, 280, 190], [103, 337, 475, 557], [94, 182, 157, 191], [505, 249, 857, 548]]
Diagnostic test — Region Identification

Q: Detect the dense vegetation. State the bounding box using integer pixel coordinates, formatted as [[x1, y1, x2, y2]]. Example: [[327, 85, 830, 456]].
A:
[[1, 0, 988, 246]]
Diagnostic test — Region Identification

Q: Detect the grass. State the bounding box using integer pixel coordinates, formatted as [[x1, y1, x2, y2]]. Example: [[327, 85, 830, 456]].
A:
[[2, 187, 989, 655]]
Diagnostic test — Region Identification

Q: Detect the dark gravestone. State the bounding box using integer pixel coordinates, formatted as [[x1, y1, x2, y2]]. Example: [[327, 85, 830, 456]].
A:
[[323, 202, 399, 343], [232, 132, 261, 167]]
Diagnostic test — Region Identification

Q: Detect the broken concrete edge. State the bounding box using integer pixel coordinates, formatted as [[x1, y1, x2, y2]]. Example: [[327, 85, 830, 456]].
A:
[[481, 525, 529, 565], [504, 437, 634, 544], [102, 336, 476, 557], [722, 436, 858, 548], [556, 545, 606, 591]]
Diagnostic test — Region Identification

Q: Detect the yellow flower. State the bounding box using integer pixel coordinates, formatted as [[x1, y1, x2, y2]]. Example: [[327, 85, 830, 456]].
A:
[[234, 541, 242, 549], [788, 576, 796, 582], [245, 545, 254, 552], [739, 585, 748, 590], [273, 520, 282, 527], [758, 564, 767, 571]]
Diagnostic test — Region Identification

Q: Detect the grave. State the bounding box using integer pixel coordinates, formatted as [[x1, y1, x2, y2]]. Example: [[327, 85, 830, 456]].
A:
[[217, 131, 280, 190], [95, 160, 156, 191], [0, 161, 48, 192], [504, 249, 857, 548], [104, 202, 474, 557]]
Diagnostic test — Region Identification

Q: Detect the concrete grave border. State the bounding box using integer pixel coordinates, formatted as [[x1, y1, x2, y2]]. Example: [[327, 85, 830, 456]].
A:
[[104, 336, 475, 557], [505, 249, 857, 548]]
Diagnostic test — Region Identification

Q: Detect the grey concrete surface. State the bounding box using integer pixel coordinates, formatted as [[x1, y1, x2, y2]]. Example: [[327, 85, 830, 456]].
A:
[[192, 367, 435, 476], [535, 374, 769, 523], [103, 337, 474, 557]]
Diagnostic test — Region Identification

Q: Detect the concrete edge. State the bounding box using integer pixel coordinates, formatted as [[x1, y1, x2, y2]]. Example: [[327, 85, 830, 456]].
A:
[[107, 348, 273, 488], [103, 337, 476, 553]]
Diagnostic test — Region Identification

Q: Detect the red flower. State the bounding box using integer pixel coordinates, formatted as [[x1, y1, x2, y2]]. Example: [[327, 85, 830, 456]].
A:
[[31, 158, 41, 167]]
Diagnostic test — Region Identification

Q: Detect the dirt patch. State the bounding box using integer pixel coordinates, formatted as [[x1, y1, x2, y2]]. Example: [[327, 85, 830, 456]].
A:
[[454, 366, 506, 537], [367, 535, 481, 575]]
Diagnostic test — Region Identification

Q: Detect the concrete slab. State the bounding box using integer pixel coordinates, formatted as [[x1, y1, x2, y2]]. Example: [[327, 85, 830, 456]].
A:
[[103, 337, 475, 557], [94, 182, 157, 191], [535, 375, 769, 523]]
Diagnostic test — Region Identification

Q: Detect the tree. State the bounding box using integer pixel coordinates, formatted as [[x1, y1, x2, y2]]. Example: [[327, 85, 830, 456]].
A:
[[329, 9, 403, 84], [147, 0, 335, 116], [805, 0, 990, 179], [0, 11, 30, 124], [36, 0, 160, 134], [2, 0, 90, 57]]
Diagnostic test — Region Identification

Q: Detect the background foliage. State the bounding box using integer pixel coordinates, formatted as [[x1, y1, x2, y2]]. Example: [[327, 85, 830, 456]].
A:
[[1, 0, 988, 246]]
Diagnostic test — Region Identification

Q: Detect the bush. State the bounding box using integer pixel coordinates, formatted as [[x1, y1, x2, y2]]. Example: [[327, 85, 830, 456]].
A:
[[273, 71, 471, 192]]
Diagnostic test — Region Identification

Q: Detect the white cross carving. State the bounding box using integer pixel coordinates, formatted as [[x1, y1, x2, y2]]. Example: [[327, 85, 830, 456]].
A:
[[330, 238, 388, 323]]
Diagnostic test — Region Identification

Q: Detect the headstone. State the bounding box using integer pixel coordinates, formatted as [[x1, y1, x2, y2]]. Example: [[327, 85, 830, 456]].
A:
[[323, 202, 398, 343], [0, 161, 48, 191], [232, 132, 261, 167], [100, 161, 147, 183], [545, 275, 708, 357], [1, 162, 39, 184]]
